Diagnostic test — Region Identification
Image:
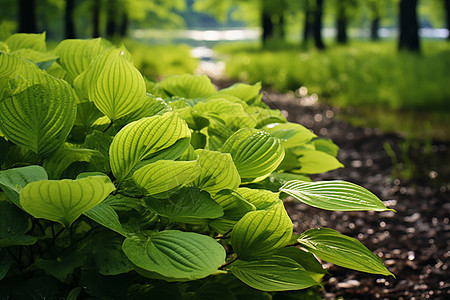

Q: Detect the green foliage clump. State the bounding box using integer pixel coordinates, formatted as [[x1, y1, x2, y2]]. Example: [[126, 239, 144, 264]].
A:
[[216, 41, 450, 111], [0, 33, 393, 298]]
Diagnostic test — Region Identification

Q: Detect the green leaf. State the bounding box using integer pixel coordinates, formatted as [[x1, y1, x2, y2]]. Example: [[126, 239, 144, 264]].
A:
[[231, 203, 292, 260], [43, 146, 109, 179], [116, 94, 172, 125], [193, 282, 237, 300], [90, 49, 146, 120], [84, 202, 126, 236], [5, 32, 46, 52], [133, 160, 201, 198], [276, 247, 327, 282], [247, 172, 311, 193], [261, 123, 316, 149], [109, 112, 191, 181], [34, 252, 85, 282], [280, 180, 392, 211], [192, 149, 241, 195], [84, 130, 113, 157], [122, 230, 226, 280], [159, 74, 217, 98], [312, 138, 339, 157], [222, 128, 285, 183], [229, 256, 318, 292], [145, 187, 224, 224], [0, 76, 77, 157], [0, 199, 36, 247], [218, 82, 262, 105], [55, 38, 108, 81], [0, 249, 14, 280], [87, 231, 132, 275], [13, 49, 58, 70], [292, 148, 343, 174], [236, 187, 281, 210], [0, 165, 48, 207], [298, 228, 394, 276], [20, 176, 115, 227]]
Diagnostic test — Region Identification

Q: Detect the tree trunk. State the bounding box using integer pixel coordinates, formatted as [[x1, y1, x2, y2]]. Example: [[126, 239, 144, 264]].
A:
[[398, 0, 420, 53], [445, 0, 450, 40], [370, 2, 380, 41], [119, 11, 129, 38], [314, 0, 325, 49], [64, 0, 76, 39], [336, 3, 347, 44], [261, 3, 274, 46], [106, 0, 118, 39], [92, 0, 100, 38], [278, 14, 285, 40], [303, 0, 313, 42], [18, 0, 37, 33]]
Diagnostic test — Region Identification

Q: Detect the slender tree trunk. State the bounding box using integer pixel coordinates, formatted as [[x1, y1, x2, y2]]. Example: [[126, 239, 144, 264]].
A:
[[106, 0, 118, 39], [261, 2, 274, 46], [92, 0, 100, 38], [18, 0, 37, 33], [445, 0, 450, 40], [336, 3, 347, 44], [370, 2, 380, 41], [398, 0, 420, 53], [278, 14, 285, 40], [119, 11, 129, 37], [64, 0, 76, 39], [314, 0, 325, 49], [303, 0, 313, 43]]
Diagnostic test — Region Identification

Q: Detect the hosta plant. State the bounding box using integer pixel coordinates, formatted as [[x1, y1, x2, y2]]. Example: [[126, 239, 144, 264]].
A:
[[0, 33, 394, 299]]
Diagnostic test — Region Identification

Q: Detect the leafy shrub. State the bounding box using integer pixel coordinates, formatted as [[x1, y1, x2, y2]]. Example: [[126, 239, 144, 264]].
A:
[[0, 33, 393, 299]]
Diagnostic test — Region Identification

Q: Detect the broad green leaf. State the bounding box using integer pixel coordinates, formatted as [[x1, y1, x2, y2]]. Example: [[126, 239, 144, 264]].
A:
[[0, 76, 77, 157], [222, 128, 285, 183], [145, 187, 224, 224], [0, 249, 14, 280], [247, 172, 311, 193], [276, 247, 328, 282], [209, 190, 255, 234], [13, 49, 58, 70], [253, 107, 287, 128], [84, 130, 113, 157], [206, 116, 234, 151], [279, 148, 343, 174], [193, 282, 237, 300], [312, 138, 339, 157], [109, 112, 191, 181], [0, 199, 36, 247], [231, 203, 292, 260], [280, 180, 392, 211], [236, 187, 281, 210], [261, 123, 316, 149], [192, 149, 241, 195], [0, 42, 9, 52], [43, 147, 109, 179], [55, 38, 108, 80], [229, 256, 318, 292], [5, 32, 46, 52], [84, 202, 126, 236], [122, 230, 226, 280], [159, 74, 217, 98], [90, 49, 146, 120], [298, 228, 394, 276], [34, 252, 85, 282], [0, 165, 48, 207], [218, 82, 262, 105], [20, 176, 115, 227], [133, 160, 201, 198], [86, 231, 132, 275], [74, 101, 103, 126], [116, 94, 172, 125]]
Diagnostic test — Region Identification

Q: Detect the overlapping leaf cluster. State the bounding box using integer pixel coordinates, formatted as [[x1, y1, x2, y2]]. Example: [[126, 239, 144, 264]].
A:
[[0, 33, 393, 299]]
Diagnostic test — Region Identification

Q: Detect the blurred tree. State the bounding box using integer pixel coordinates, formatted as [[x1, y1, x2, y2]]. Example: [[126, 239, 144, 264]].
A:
[[446, 0, 450, 40], [92, 0, 101, 37], [18, 0, 37, 32], [313, 0, 325, 49], [65, 0, 76, 38], [398, 0, 420, 52]]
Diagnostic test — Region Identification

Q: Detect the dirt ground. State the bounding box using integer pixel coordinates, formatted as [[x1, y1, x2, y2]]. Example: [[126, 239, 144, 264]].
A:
[[261, 90, 450, 300]]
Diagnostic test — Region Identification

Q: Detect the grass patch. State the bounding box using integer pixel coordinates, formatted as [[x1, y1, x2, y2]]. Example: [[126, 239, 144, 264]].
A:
[[215, 40, 450, 112]]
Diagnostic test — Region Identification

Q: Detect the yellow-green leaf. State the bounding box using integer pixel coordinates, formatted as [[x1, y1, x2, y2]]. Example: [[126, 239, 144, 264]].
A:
[[20, 176, 115, 227], [5, 32, 46, 52]]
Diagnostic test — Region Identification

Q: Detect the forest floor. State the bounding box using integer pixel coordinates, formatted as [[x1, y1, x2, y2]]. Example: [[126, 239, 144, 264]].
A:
[[213, 75, 450, 299], [261, 90, 450, 300]]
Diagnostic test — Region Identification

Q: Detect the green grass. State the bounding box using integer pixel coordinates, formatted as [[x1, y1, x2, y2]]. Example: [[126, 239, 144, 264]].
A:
[[215, 40, 450, 112], [123, 39, 198, 80]]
